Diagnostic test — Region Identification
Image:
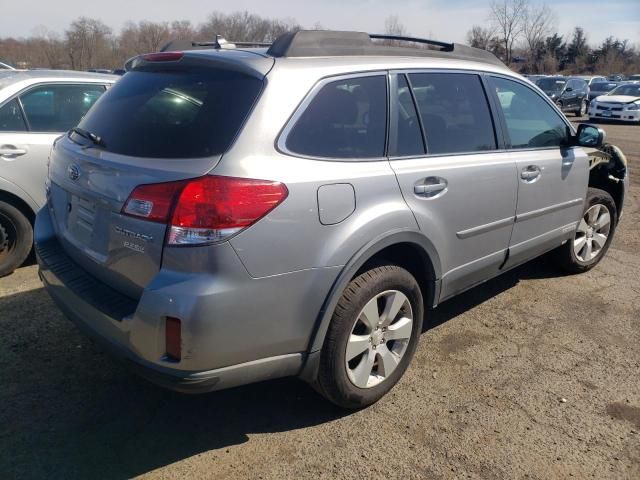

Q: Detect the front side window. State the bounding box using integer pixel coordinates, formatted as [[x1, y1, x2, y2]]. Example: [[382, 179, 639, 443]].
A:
[[489, 76, 568, 149], [20, 84, 106, 132], [0, 99, 27, 132], [408, 73, 497, 155], [285, 75, 388, 159]]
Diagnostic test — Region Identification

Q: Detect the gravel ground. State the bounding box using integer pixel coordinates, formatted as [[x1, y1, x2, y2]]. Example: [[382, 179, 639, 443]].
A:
[[1, 119, 638, 480]]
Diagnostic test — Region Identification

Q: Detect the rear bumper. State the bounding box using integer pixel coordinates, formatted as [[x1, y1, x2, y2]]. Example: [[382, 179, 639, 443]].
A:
[[37, 236, 303, 393], [35, 205, 336, 393]]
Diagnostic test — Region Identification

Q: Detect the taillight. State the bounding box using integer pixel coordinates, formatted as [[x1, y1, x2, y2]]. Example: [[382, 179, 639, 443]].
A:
[[122, 176, 288, 245]]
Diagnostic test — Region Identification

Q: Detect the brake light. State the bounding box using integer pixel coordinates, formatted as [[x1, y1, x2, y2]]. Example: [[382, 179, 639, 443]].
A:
[[142, 52, 184, 62], [122, 176, 288, 245]]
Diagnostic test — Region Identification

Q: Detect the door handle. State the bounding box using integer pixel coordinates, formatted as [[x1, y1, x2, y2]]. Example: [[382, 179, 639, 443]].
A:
[[0, 146, 27, 157], [414, 177, 448, 197], [520, 166, 541, 182]]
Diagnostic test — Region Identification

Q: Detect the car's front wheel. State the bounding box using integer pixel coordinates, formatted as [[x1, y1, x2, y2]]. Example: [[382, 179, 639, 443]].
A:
[[316, 265, 423, 409], [555, 188, 617, 273], [0, 200, 33, 277]]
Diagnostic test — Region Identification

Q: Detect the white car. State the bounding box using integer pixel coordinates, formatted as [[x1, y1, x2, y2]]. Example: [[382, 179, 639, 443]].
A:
[[588, 83, 640, 123]]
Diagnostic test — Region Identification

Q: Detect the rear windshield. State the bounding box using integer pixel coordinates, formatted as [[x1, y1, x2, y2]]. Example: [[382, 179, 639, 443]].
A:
[[591, 82, 617, 92], [536, 78, 566, 92], [76, 70, 263, 158]]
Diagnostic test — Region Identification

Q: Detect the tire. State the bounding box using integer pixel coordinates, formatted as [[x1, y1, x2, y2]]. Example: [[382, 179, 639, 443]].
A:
[[555, 188, 617, 274], [576, 99, 587, 117], [316, 265, 424, 409], [0, 200, 33, 277]]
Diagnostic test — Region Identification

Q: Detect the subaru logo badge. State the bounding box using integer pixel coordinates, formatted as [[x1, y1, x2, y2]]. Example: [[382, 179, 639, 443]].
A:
[[68, 164, 80, 181]]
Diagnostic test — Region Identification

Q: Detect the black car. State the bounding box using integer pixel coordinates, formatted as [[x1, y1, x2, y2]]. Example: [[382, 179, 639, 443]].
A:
[[588, 81, 618, 101], [535, 76, 589, 116]]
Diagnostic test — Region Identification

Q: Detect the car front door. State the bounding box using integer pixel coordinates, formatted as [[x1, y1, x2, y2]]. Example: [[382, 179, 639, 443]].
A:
[[487, 75, 589, 269], [0, 83, 106, 207], [389, 72, 518, 301]]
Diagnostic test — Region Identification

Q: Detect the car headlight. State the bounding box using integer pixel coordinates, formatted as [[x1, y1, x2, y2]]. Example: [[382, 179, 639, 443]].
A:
[[590, 100, 596, 107], [624, 102, 640, 111]]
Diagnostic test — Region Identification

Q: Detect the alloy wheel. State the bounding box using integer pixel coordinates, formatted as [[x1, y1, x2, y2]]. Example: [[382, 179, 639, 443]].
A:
[[345, 290, 413, 388], [574, 203, 611, 262]]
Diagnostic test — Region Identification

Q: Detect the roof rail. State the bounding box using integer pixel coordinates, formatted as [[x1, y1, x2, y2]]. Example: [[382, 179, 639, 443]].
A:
[[160, 35, 271, 52], [266, 30, 504, 66], [368, 34, 454, 52]]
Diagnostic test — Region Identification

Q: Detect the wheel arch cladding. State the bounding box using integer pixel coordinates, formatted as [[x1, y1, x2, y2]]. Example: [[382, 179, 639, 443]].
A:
[[299, 230, 441, 381]]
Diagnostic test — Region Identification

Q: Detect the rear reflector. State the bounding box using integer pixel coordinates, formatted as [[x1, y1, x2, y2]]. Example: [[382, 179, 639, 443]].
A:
[[165, 317, 181, 361], [122, 176, 288, 245], [142, 52, 184, 62]]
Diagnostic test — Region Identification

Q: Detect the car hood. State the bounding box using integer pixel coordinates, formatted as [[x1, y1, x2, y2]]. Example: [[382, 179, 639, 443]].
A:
[[595, 95, 640, 104]]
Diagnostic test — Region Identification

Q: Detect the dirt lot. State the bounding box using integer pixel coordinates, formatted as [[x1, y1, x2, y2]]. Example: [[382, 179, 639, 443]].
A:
[[1, 119, 639, 480]]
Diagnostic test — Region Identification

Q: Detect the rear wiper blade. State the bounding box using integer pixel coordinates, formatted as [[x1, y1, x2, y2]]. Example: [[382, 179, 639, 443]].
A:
[[70, 127, 105, 147]]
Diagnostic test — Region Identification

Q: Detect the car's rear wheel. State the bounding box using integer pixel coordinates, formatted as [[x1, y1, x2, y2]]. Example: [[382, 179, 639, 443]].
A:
[[555, 188, 616, 273], [0, 200, 33, 277], [577, 99, 587, 117], [316, 265, 423, 409]]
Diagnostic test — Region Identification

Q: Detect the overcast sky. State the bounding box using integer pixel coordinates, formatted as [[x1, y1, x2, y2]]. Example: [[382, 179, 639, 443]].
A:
[[3, 0, 640, 46]]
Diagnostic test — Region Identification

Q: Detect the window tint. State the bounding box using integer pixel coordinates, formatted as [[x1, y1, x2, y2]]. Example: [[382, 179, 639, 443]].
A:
[[391, 75, 425, 157], [286, 76, 387, 159], [78, 70, 263, 158], [20, 84, 105, 132], [490, 76, 568, 149], [0, 99, 26, 131], [408, 73, 496, 155]]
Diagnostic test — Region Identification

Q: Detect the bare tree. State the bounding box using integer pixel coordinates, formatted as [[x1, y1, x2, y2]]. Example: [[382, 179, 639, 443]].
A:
[[522, 2, 553, 67], [466, 25, 495, 50], [384, 15, 408, 37], [489, 0, 528, 64], [65, 17, 112, 70]]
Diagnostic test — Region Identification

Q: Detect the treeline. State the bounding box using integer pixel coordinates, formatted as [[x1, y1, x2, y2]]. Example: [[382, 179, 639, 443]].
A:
[[1, 5, 638, 75], [467, 0, 640, 75], [0, 12, 302, 70]]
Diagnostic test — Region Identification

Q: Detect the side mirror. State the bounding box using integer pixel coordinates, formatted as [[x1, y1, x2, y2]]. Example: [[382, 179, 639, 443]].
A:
[[575, 123, 605, 147], [564, 87, 573, 92]]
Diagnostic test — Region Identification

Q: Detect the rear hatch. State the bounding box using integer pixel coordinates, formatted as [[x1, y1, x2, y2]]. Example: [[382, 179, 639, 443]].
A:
[[47, 50, 272, 299]]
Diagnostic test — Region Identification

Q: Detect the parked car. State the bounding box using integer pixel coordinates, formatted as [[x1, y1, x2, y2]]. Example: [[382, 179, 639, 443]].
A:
[[535, 76, 589, 116], [588, 82, 640, 123], [0, 61, 15, 70], [628, 74, 640, 82], [574, 75, 607, 86], [35, 31, 628, 409], [608, 74, 625, 82], [0, 70, 117, 276], [588, 81, 618, 100]]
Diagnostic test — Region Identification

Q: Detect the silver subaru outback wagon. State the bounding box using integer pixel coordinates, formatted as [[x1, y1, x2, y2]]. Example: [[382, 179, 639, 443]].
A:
[[35, 31, 628, 408]]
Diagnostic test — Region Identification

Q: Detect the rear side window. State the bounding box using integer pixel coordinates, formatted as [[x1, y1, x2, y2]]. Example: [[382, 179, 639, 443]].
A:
[[391, 74, 425, 157], [285, 75, 387, 159], [77, 70, 263, 158], [0, 99, 26, 131], [489, 76, 568, 149], [408, 73, 497, 155], [20, 84, 106, 132]]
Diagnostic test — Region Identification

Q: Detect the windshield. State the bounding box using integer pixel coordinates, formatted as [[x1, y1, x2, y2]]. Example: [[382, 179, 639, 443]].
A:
[[77, 69, 263, 158], [536, 78, 566, 92], [608, 84, 640, 97]]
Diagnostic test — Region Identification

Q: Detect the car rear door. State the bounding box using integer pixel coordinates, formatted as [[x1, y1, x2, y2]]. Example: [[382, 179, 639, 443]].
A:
[[0, 83, 107, 207], [487, 75, 589, 268], [389, 71, 518, 301]]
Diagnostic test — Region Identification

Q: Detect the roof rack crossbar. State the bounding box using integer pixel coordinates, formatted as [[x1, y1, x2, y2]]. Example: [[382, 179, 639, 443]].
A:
[[368, 34, 454, 52], [160, 35, 271, 52]]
